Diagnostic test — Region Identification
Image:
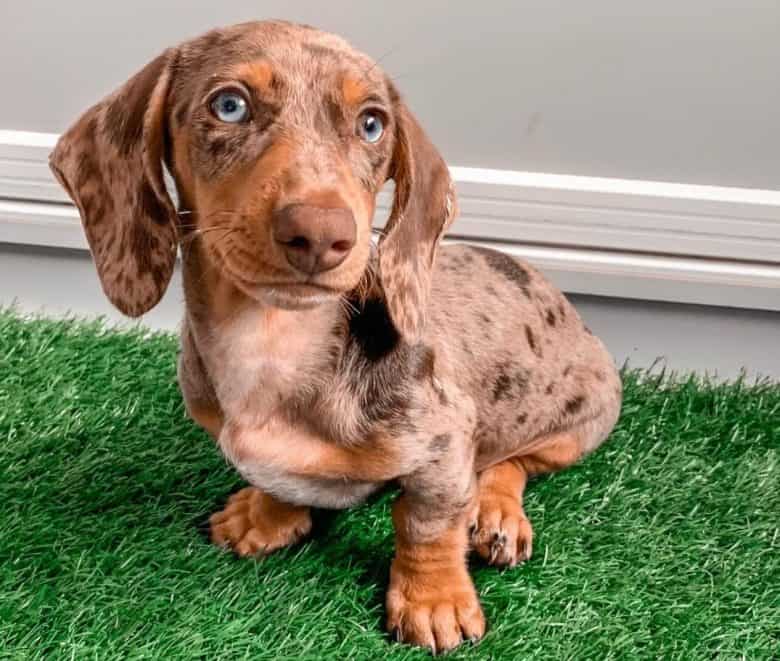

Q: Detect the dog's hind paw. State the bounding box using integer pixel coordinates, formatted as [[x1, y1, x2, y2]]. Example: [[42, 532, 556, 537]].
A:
[[471, 493, 533, 568]]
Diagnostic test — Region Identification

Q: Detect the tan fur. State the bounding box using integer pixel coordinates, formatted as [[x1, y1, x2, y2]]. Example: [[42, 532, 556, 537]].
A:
[[232, 61, 276, 94], [210, 486, 312, 557], [341, 75, 369, 107], [52, 20, 622, 653], [387, 496, 485, 654]]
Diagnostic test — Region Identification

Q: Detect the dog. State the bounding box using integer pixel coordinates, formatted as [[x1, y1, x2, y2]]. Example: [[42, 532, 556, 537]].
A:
[[50, 20, 622, 653]]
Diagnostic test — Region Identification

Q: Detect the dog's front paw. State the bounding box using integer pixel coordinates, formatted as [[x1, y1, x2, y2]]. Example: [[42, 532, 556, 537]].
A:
[[386, 560, 485, 654], [209, 487, 312, 557], [471, 493, 533, 567]]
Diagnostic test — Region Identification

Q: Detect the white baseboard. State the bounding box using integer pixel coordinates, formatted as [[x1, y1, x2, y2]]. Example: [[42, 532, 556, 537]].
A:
[[1, 129, 779, 312]]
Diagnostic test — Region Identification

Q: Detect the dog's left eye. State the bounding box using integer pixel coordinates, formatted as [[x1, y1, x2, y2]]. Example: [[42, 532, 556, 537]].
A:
[[357, 111, 384, 143], [211, 91, 249, 123]]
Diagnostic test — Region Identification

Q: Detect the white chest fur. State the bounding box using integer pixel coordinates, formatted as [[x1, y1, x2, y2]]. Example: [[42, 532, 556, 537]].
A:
[[201, 303, 381, 508], [204, 303, 337, 424]]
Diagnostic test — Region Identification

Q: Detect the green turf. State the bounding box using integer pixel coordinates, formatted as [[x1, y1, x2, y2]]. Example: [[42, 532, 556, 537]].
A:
[[0, 309, 778, 660]]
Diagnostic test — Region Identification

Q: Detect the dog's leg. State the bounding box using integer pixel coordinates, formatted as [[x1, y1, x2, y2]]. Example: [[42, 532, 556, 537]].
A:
[[208, 487, 312, 557], [199, 414, 313, 557], [178, 323, 313, 557], [386, 495, 485, 654], [471, 458, 533, 567], [385, 423, 486, 654], [472, 422, 604, 567], [194, 413, 313, 558]]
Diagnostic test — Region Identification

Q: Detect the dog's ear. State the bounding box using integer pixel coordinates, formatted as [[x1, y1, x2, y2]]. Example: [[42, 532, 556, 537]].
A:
[[378, 87, 457, 343], [49, 50, 178, 317]]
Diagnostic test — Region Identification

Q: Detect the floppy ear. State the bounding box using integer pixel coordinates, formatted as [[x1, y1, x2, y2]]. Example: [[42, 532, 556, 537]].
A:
[[49, 50, 178, 317], [379, 94, 457, 343]]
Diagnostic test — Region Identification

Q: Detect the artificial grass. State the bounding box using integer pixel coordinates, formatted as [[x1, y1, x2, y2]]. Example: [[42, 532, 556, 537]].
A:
[[0, 309, 778, 660]]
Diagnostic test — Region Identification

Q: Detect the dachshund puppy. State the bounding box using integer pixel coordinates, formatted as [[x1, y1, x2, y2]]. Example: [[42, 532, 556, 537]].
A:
[[51, 20, 622, 653]]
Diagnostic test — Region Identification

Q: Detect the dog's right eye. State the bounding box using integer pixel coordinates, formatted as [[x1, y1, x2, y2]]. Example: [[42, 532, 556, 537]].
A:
[[210, 91, 250, 123]]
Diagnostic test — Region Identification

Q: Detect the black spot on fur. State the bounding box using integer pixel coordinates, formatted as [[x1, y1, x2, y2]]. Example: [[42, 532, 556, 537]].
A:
[[139, 183, 169, 226], [524, 325, 542, 357], [149, 263, 170, 292], [480, 313, 491, 325], [469, 246, 531, 295], [325, 95, 346, 129], [546, 309, 556, 327], [516, 412, 528, 425], [429, 433, 451, 453], [437, 387, 449, 406], [269, 72, 283, 93], [128, 222, 153, 276], [546, 383, 555, 395], [491, 362, 530, 403], [342, 297, 432, 432], [565, 396, 586, 415], [450, 255, 466, 269], [524, 325, 536, 350], [348, 297, 400, 362], [414, 346, 436, 381], [492, 373, 513, 402], [72, 143, 100, 193]]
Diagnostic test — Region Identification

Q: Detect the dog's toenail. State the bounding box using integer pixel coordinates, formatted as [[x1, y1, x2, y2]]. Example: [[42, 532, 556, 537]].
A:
[[519, 539, 530, 560]]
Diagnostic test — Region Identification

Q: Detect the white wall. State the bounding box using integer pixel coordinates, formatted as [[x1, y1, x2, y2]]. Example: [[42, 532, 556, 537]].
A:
[[1, 0, 778, 188]]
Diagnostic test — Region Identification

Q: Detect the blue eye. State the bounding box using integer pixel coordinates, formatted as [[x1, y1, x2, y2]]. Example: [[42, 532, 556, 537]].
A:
[[211, 91, 249, 123], [358, 111, 384, 143]]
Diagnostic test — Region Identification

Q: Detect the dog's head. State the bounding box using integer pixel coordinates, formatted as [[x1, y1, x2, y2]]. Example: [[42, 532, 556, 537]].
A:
[[50, 20, 456, 341]]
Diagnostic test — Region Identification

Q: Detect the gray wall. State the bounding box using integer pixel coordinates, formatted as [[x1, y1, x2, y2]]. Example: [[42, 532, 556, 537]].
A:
[[2, 0, 779, 188]]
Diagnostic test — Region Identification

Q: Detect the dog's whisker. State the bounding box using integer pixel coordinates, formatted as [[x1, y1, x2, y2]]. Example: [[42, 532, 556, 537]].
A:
[[360, 41, 403, 82], [180, 226, 237, 240], [339, 296, 360, 317], [178, 227, 237, 263]]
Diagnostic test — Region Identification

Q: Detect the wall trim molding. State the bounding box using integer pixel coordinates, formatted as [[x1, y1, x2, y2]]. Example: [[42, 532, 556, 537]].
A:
[[1, 129, 778, 311]]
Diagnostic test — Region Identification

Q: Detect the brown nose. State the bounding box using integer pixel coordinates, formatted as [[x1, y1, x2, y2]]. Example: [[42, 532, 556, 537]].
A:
[[272, 203, 357, 274]]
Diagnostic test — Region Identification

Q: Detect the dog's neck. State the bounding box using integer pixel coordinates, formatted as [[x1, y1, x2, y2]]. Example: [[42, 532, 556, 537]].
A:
[[180, 239, 417, 442], [181, 242, 349, 424]]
